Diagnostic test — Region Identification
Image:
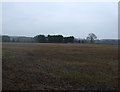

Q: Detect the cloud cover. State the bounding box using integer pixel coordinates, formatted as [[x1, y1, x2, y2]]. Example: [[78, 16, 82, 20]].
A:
[[2, 2, 118, 39]]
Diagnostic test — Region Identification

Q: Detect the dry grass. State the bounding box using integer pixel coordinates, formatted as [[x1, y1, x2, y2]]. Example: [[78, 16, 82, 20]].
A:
[[2, 43, 118, 90]]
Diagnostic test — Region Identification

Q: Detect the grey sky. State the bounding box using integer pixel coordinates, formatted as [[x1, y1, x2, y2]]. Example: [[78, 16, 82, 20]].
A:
[[2, 2, 118, 39]]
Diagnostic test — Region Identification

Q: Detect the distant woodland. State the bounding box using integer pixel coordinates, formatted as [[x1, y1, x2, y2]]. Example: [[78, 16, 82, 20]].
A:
[[1, 33, 119, 45]]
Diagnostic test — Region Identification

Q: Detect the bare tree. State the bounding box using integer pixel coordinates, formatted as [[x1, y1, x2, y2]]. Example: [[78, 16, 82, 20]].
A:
[[87, 33, 97, 43]]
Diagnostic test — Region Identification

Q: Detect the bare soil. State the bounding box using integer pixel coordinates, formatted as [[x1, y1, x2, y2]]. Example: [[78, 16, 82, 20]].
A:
[[2, 43, 118, 90]]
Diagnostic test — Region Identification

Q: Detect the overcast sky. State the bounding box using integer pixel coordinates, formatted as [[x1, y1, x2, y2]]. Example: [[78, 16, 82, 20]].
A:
[[2, 2, 118, 39]]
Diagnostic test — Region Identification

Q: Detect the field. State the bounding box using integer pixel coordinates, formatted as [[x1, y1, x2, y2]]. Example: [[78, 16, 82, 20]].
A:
[[0, 43, 2, 91], [2, 43, 118, 90]]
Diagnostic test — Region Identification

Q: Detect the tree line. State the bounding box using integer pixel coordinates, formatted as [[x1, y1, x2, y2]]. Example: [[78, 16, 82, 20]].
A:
[[34, 35, 74, 43], [1, 33, 97, 44]]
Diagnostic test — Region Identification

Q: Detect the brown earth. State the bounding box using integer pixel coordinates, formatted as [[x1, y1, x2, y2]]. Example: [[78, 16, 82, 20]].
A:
[[2, 43, 118, 90]]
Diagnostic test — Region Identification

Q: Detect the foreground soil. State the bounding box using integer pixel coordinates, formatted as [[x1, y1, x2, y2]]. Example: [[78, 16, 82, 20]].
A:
[[2, 43, 118, 90]]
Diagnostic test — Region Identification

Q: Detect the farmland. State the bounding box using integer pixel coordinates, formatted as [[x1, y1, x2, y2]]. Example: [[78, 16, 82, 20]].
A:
[[2, 43, 118, 90]]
